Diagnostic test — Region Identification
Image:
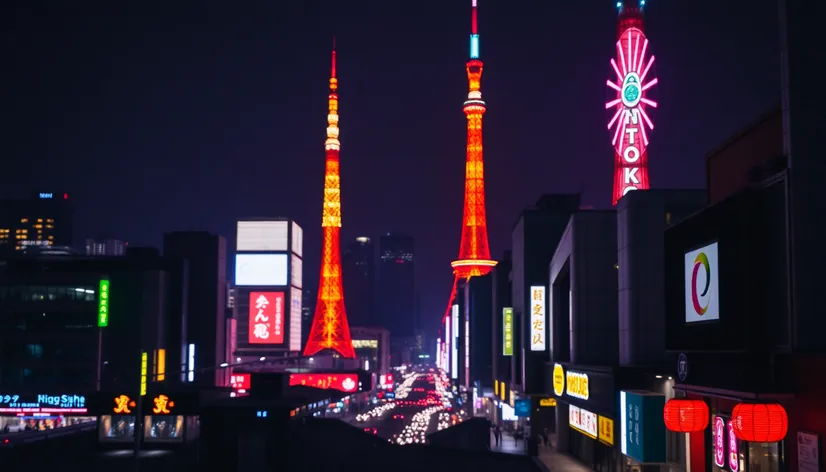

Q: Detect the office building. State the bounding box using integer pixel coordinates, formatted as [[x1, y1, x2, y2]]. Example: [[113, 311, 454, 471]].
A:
[[85, 238, 127, 256], [378, 232, 415, 364], [342, 237, 376, 327], [0, 192, 73, 254], [163, 231, 228, 387]]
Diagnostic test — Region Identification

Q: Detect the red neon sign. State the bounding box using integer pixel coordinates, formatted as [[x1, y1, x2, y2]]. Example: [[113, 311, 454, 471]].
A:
[[230, 373, 251, 390], [606, 25, 658, 205], [248, 292, 284, 344], [289, 373, 358, 393]]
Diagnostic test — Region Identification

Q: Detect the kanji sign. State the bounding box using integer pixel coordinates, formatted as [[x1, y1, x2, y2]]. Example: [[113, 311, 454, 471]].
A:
[[248, 292, 285, 344], [503, 307, 513, 356], [529, 286, 546, 351], [113, 395, 136, 414], [97, 279, 110, 327], [152, 394, 175, 414]]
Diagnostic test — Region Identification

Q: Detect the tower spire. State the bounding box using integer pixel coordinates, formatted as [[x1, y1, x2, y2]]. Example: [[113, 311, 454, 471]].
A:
[[304, 40, 355, 359]]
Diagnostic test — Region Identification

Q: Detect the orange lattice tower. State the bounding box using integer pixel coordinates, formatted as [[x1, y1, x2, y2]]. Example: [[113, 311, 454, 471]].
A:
[[304, 42, 355, 359], [451, 0, 497, 280]]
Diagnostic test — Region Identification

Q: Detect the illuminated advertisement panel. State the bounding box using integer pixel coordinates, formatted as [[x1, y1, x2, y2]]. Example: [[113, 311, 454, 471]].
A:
[[444, 315, 451, 373], [289, 373, 358, 393], [289, 287, 302, 351], [291, 254, 303, 288], [97, 279, 110, 327], [569, 404, 598, 438], [0, 393, 88, 414], [230, 373, 251, 390], [436, 338, 442, 369], [684, 242, 720, 323], [291, 221, 303, 257], [451, 304, 459, 380], [235, 254, 288, 286], [503, 307, 513, 356], [529, 286, 546, 351], [248, 292, 285, 344], [236, 220, 288, 251]]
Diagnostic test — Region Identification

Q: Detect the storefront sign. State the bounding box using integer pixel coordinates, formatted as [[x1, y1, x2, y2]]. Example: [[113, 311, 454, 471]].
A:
[[797, 431, 821, 472], [713, 416, 725, 467], [503, 307, 514, 356], [113, 395, 136, 414], [529, 286, 546, 351], [569, 405, 597, 439], [140, 352, 148, 396], [599, 416, 615, 446], [152, 394, 175, 415], [539, 398, 557, 407], [515, 399, 531, 417], [0, 394, 88, 414], [230, 373, 251, 390], [728, 420, 739, 472], [552, 364, 565, 396], [566, 371, 590, 400], [620, 390, 666, 463]]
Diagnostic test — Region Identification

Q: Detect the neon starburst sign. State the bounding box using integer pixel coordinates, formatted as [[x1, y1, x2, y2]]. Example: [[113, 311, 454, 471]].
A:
[[606, 26, 658, 205]]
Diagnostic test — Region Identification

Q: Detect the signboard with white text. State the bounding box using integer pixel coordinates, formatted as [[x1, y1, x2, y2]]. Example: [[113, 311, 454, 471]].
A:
[[248, 292, 285, 344], [569, 404, 598, 438]]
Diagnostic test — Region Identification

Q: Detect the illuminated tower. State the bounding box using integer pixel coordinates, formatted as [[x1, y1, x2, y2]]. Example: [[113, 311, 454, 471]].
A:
[[606, 0, 658, 206], [450, 0, 497, 280], [304, 43, 356, 359]]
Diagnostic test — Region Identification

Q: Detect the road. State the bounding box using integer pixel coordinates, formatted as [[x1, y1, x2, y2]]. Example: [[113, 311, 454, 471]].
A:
[[353, 368, 460, 445]]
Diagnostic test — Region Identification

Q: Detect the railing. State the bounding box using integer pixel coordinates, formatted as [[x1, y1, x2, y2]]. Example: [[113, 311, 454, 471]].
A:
[[0, 421, 96, 447]]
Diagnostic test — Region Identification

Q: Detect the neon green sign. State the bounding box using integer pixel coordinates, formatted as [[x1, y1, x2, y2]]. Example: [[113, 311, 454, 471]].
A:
[[503, 307, 513, 356], [97, 279, 110, 327]]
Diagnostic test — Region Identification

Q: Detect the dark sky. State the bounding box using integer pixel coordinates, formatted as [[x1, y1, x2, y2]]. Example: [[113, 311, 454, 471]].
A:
[[6, 0, 781, 337]]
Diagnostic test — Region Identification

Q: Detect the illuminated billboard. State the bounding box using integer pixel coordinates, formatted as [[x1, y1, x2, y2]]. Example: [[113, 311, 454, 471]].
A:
[[97, 279, 110, 327], [529, 286, 546, 351], [289, 373, 358, 393], [236, 220, 289, 251], [230, 373, 251, 390], [444, 314, 451, 374], [291, 254, 302, 288], [503, 307, 513, 356], [0, 394, 87, 415], [451, 304, 459, 380], [289, 287, 302, 351], [291, 221, 303, 257], [235, 254, 288, 286], [684, 242, 719, 323], [248, 292, 285, 344]]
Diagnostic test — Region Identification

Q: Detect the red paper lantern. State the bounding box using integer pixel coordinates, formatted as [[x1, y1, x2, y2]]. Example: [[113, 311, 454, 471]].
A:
[[663, 399, 709, 432], [731, 403, 788, 442]]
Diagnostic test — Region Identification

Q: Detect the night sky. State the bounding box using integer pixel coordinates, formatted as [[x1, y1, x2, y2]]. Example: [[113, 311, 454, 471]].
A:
[[7, 0, 781, 336]]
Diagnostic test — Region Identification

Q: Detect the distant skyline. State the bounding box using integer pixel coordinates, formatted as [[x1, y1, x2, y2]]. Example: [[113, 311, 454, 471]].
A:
[[6, 0, 782, 337]]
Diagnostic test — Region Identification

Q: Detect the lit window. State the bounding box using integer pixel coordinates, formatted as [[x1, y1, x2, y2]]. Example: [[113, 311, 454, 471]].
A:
[[20, 218, 28, 223], [665, 212, 671, 225], [36, 218, 43, 223]]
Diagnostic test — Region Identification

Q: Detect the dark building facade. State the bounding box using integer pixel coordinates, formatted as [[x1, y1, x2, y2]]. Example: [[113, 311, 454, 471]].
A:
[[163, 231, 228, 387], [378, 232, 415, 364], [0, 192, 73, 254], [342, 237, 376, 328], [511, 194, 580, 395], [0, 252, 187, 395], [463, 274, 493, 390], [491, 250, 512, 395]]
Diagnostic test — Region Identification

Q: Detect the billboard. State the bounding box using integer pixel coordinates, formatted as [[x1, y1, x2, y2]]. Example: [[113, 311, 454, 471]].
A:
[[248, 292, 285, 344], [289, 373, 358, 393], [569, 404, 598, 438], [289, 287, 302, 351], [291, 221, 303, 257], [444, 315, 451, 374], [503, 307, 513, 356], [0, 393, 87, 414], [620, 391, 666, 463], [291, 254, 302, 288], [236, 220, 288, 251], [529, 286, 546, 351], [235, 254, 288, 286], [451, 304, 459, 379], [97, 279, 110, 327], [684, 242, 720, 323], [229, 373, 251, 390]]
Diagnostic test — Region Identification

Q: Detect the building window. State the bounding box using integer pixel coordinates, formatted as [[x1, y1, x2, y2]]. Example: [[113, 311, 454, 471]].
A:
[[665, 212, 672, 225]]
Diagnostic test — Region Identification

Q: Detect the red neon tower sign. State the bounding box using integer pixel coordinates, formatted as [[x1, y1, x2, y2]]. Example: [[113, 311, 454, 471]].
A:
[[451, 0, 496, 280], [304, 42, 355, 359], [606, 0, 658, 206]]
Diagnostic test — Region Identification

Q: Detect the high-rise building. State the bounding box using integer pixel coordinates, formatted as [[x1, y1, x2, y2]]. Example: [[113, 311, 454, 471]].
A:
[[342, 237, 376, 327], [85, 238, 127, 256], [303, 43, 355, 359], [0, 192, 72, 253], [378, 232, 415, 337], [163, 231, 227, 387]]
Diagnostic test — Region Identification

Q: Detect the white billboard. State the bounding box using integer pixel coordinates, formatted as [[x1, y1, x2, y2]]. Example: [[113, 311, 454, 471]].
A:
[[291, 222, 303, 257], [291, 254, 302, 288], [290, 286, 302, 352], [237, 221, 288, 252], [529, 286, 546, 351], [451, 304, 459, 380], [569, 404, 598, 439], [684, 242, 720, 323], [235, 254, 288, 286]]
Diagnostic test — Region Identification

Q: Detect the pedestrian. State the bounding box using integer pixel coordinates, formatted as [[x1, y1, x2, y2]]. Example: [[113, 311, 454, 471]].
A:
[[540, 427, 549, 449], [494, 425, 501, 446]]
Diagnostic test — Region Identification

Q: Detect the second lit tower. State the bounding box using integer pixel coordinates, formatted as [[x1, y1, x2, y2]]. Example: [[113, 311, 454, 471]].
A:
[[451, 0, 496, 280]]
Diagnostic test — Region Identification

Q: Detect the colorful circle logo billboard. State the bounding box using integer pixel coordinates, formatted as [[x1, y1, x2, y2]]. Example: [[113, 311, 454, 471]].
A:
[[684, 242, 719, 323]]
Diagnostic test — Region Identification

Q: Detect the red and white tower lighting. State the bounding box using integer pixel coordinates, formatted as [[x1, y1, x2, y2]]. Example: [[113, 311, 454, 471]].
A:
[[606, 0, 658, 206]]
